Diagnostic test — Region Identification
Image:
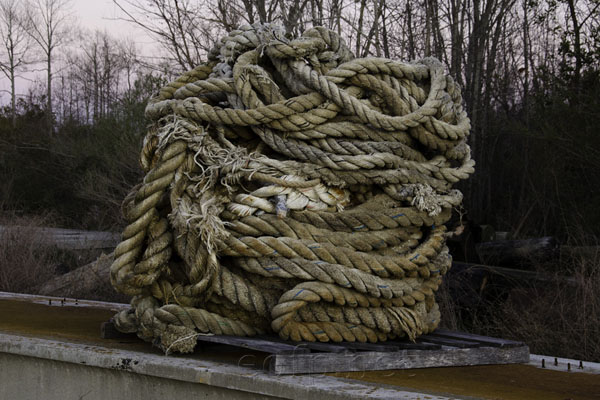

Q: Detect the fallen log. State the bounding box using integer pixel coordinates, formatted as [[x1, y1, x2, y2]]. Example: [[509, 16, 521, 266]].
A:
[[475, 237, 559, 267], [38, 253, 127, 302], [0, 225, 120, 250], [450, 261, 577, 286]]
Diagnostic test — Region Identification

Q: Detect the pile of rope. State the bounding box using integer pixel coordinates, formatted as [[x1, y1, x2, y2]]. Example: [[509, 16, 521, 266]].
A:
[[110, 24, 474, 353]]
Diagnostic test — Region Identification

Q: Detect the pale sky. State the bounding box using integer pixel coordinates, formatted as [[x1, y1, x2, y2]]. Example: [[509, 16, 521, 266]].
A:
[[74, 0, 154, 45], [0, 0, 156, 102]]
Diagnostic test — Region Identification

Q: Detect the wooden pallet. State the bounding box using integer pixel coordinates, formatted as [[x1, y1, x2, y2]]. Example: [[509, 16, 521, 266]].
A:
[[101, 323, 529, 375]]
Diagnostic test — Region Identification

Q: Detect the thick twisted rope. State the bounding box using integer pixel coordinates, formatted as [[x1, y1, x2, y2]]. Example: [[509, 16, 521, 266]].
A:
[[110, 24, 474, 353]]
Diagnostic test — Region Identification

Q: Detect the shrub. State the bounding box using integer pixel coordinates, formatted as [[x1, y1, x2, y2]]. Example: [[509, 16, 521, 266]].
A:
[[0, 214, 60, 293]]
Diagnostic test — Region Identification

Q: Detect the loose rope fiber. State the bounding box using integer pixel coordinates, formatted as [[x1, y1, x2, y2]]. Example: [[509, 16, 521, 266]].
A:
[[109, 24, 474, 353]]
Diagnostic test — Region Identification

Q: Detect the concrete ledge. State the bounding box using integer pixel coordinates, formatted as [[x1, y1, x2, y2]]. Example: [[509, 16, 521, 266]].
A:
[[1, 352, 276, 400], [0, 333, 456, 400], [529, 354, 600, 375]]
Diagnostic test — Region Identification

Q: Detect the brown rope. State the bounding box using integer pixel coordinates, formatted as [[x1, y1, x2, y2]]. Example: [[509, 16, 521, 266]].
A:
[[109, 23, 474, 353]]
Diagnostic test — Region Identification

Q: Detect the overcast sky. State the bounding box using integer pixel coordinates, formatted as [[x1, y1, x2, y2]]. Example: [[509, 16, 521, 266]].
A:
[[75, 0, 153, 45], [0, 0, 155, 102]]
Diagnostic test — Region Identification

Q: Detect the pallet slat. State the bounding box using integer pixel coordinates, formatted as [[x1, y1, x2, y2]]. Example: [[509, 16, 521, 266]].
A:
[[196, 335, 310, 355], [258, 336, 353, 353], [417, 335, 482, 348], [432, 329, 524, 348], [297, 341, 353, 353], [390, 340, 442, 350], [270, 345, 530, 374], [339, 342, 400, 352]]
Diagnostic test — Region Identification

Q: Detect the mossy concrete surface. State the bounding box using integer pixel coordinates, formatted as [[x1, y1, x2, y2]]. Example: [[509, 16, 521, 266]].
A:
[[331, 363, 600, 400]]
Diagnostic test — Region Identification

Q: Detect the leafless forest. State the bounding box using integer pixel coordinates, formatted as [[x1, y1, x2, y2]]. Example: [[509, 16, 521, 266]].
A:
[[0, 0, 599, 360]]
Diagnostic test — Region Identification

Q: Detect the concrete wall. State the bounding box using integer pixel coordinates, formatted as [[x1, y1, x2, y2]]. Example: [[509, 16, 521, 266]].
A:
[[1, 352, 280, 400], [0, 332, 443, 400]]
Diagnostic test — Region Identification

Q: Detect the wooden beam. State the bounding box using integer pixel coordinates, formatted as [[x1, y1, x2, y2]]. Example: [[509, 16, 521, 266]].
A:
[[270, 345, 530, 374]]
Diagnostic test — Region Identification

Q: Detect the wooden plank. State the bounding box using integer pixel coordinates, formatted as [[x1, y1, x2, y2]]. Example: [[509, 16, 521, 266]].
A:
[[270, 345, 530, 374], [416, 335, 481, 348], [258, 336, 353, 353], [296, 341, 353, 353], [432, 329, 524, 348], [339, 342, 400, 352], [264, 335, 432, 352], [389, 340, 442, 350], [196, 335, 310, 355]]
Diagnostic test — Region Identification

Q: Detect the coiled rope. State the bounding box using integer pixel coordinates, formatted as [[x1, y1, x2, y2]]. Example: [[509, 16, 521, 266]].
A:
[[109, 24, 474, 353]]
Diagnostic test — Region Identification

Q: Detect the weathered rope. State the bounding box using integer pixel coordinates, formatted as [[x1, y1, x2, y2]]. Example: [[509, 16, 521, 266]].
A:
[[110, 24, 474, 353]]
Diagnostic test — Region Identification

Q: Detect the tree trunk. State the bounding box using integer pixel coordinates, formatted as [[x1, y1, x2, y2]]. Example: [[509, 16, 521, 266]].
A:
[[522, 0, 530, 122], [424, 0, 432, 57], [47, 50, 53, 135], [566, 0, 582, 100], [10, 67, 16, 129], [355, 0, 367, 56], [406, 2, 415, 59], [381, 0, 390, 58], [449, 0, 461, 78]]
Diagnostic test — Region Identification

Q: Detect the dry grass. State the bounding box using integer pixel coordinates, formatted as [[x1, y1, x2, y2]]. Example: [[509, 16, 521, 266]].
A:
[[0, 213, 128, 303], [0, 214, 60, 293], [438, 249, 600, 362], [492, 255, 600, 362]]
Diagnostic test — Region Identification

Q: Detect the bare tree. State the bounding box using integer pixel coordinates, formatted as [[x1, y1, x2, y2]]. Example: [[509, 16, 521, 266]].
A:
[[24, 0, 72, 135], [54, 29, 142, 124], [112, 0, 211, 71], [0, 0, 31, 128], [564, 0, 600, 101]]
